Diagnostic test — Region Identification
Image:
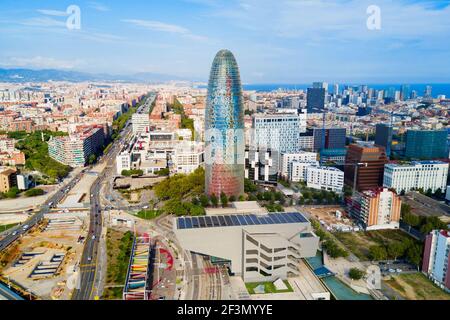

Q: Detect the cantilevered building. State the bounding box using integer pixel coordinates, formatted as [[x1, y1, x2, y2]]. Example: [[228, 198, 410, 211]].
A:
[[205, 50, 245, 197]]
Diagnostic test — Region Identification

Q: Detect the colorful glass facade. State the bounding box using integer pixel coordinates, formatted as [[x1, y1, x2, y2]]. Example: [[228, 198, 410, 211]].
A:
[[205, 50, 245, 197]]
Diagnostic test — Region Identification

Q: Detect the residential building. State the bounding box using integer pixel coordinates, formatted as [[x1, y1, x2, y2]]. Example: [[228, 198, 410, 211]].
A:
[[0, 167, 17, 193], [289, 161, 319, 183], [173, 141, 204, 174], [306, 166, 344, 193], [422, 230, 450, 292], [383, 161, 448, 194], [281, 152, 318, 179], [245, 148, 279, 185], [345, 143, 388, 191], [132, 113, 150, 135], [348, 188, 401, 230], [405, 130, 448, 160]]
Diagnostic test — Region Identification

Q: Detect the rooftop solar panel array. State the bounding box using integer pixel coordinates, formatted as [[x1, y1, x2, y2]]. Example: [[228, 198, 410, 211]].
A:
[[176, 212, 308, 230]]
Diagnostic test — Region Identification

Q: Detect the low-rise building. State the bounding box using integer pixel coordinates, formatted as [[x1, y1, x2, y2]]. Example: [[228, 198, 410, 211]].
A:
[[383, 161, 448, 194], [174, 212, 319, 282], [173, 141, 204, 174], [305, 166, 344, 193], [281, 152, 318, 179], [0, 167, 17, 193]]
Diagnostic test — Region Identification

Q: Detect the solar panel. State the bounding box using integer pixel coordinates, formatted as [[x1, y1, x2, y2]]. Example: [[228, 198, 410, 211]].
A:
[[211, 216, 220, 227], [277, 214, 289, 223], [259, 216, 272, 224], [237, 215, 247, 225], [185, 217, 192, 228], [192, 217, 199, 228], [178, 218, 186, 229], [248, 215, 260, 225], [230, 215, 240, 226], [218, 215, 226, 226], [243, 215, 253, 224], [283, 213, 297, 223], [204, 216, 213, 227], [224, 215, 233, 226], [269, 214, 283, 224], [198, 217, 206, 228]]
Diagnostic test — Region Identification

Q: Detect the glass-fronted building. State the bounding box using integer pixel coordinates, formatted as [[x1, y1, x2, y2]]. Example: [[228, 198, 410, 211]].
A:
[[405, 130, 448, 160], [205, 50, 245, 197]]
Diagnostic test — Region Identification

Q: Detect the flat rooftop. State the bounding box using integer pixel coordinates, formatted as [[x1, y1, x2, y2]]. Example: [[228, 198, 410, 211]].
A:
[[176, 212, 308, 230]]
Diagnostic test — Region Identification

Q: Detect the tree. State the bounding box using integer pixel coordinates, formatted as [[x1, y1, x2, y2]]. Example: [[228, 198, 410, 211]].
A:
[[349, 268, 365, 280], [387, 242, 405, 261], [88, 154, 97, 165], [191, 197, 200, 206], [4, 187, 19, 199], [244, 179, 258, 193], [406, 244, 422, 267], [434, 188, 443, 199], [210, 194, 218, 207], [229, 195, 236, 202], [25, 188, 45, 197], [220, 192, 228, 208], [369, 245, 388, 261], [199, 194, 209, 207]]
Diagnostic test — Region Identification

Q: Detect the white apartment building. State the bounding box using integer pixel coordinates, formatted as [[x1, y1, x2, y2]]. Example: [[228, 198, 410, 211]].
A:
[[116, 151, 131, 174], [383, 161, 449, 194], [173, 141, 204, 174], [252, 113, 306, 154], [281, 152, 318, 178], [289, 161, 319, 182], [305, 166, 344, 193], [132, 113, 150, 135]]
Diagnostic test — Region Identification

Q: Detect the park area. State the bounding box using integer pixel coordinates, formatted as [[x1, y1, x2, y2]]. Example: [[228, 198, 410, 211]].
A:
[[246, 280, 293, 295], [384, 273, 450, 300], [102, 229, 134, 300], [334, 230, 422, 264]]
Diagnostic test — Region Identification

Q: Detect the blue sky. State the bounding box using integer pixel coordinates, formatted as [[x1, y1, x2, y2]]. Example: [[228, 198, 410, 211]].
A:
[[0, 0, 449, 83]]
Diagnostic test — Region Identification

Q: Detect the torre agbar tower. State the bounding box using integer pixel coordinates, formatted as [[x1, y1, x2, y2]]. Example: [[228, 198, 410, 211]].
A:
[[205, 50, 245, 197]]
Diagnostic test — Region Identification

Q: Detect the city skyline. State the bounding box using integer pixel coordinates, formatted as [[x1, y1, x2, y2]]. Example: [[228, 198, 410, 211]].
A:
[[0, 0, 450, 83]]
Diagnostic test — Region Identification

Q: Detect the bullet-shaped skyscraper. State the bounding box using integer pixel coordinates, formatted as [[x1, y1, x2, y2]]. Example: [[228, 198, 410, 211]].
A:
[[205, 50, 245, 197]]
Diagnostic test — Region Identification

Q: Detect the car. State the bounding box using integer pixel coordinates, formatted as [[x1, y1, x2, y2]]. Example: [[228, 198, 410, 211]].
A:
[[22, 225, 29, 231], [396, 269, 402, 273], [12, 231, 18, 236], [92, 235, 96, 240], [389, 269, 396, 273], [87, 257, 92, 261]]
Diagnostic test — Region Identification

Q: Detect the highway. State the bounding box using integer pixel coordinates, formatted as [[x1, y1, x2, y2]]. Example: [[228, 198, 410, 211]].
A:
[[72, 93, 155, 300], [0, 282, 24, 300], [0, 171, 84, 252]]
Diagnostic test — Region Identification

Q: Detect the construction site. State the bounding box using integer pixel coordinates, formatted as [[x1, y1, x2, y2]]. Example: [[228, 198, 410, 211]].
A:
[[0, 212, 89, 300]]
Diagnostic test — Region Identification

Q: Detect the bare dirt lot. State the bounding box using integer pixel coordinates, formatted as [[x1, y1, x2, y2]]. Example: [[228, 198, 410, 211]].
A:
[[0, 217, 88, 300]]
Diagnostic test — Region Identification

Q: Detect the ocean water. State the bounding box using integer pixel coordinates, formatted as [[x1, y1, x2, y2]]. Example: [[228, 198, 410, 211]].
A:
[[241, 83, 450, 98]]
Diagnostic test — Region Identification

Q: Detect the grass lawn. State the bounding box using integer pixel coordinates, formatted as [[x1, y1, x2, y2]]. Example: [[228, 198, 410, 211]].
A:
[[384, 273, 450, 300], [102, 229, 134, 300], [0, 223, 19, 233], [246, 280, 293, 294], [136, 210, 162, 220], [334, 230, 417, 261]]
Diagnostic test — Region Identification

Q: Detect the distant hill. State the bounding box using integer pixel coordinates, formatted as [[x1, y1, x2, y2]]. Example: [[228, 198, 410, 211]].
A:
[[0, 68, 185, 83]]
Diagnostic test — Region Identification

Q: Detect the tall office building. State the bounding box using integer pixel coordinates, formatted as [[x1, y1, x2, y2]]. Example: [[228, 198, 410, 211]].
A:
[[375, 123, 393, 157], [401, 84, 411, 101], [344, 143, 388, 191], [333, 84, 339, 96], [205, 50, 245, 197], [425, 85, 433, 98], [422, 230, 450, 292], [307, 86, 326, 113], [405, 130, 448, 160], [252, 113, 305, 154], [311, 128, 346, 152]]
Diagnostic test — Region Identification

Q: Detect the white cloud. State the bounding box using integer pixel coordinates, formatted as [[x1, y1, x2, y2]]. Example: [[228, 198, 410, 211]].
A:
[[20, 17, 66, 28], [122, 19, 209, 41], [0, 56, 84, 69], [88, 2, 110, 12], [36, 9, 68, 17]]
